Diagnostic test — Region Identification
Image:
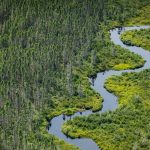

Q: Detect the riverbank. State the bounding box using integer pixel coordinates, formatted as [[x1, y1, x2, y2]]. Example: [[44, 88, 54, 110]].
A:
[[62, 26, 150, 150], [61, 17, 150, 150]]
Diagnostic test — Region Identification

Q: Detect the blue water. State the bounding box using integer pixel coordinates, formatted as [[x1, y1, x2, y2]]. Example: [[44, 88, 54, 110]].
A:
[[48, 26, 150, 150]]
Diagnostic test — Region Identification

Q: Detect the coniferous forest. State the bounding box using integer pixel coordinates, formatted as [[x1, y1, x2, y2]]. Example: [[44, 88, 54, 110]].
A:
[[0, 0, 150, 150]]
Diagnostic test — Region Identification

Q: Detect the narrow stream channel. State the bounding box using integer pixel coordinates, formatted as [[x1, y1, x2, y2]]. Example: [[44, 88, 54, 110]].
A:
[[48, 26, 150, 150]]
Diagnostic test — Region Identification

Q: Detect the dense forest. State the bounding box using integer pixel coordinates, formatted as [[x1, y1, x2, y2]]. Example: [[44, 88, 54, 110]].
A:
[[0, 0, 150, 150]]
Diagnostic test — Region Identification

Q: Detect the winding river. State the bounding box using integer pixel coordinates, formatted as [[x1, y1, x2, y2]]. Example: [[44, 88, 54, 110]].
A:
[[48, 26, 150, 150]]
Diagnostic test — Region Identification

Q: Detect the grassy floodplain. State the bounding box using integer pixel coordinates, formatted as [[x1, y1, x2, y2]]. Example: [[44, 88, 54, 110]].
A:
[[121, 28, 150, 51]]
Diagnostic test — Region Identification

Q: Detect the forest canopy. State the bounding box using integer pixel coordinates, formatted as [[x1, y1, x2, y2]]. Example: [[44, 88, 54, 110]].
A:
[[0, 0, 150, 150]]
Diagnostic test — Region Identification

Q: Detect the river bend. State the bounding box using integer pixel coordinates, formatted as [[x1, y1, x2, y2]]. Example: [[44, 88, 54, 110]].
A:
[[48, 26, 150, 150]]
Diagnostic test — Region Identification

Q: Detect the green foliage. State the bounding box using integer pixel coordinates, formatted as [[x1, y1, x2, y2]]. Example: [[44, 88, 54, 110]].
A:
[[62, 6, 150, 150], [86, 23, 144, 74], [62, 69, 150, 150], [113, 63, 132, 70], [1, 0, 150, 149], [121, 28, 150, 51], [125, 5, 150, 26]]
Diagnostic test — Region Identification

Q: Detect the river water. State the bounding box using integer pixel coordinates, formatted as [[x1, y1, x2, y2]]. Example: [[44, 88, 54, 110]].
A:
[[48, 26, 150, 150]]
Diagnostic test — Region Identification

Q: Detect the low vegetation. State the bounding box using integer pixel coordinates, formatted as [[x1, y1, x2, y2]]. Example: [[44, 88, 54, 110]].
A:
[[63, 69, 150, 150], [121, 28, 150, 51], [125, 5, 150, 26]]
